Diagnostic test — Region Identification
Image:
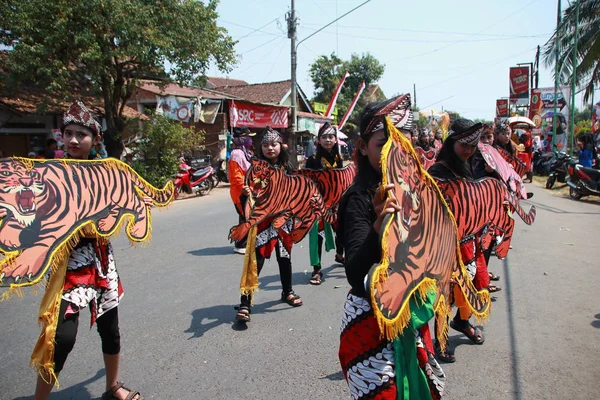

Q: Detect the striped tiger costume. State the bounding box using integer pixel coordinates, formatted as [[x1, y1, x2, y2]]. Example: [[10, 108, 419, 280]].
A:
[[0, 158, 174, 288], [496, 146, 528, 178], [229, 159, 325, 245], [434, 177, 536, 259], [295, 163, 357, 224]]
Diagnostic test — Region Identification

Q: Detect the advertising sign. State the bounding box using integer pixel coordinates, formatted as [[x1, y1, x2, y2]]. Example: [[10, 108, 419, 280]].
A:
[[593, 102, 600, 134], [536, 87, 571, 150], [509, 66, 530, 105], [496, 99, 509, 118], [528, 89, 543, 135], [228, 100, 289, 129]]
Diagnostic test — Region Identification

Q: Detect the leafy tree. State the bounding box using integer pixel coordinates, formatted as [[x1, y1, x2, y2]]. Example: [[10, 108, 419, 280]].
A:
[[543, 0, 599, 101], [0, 0, 236, 156], [129, 114, 204, 187], [309, 52, 385, 125], [574, 105, 593, 124]]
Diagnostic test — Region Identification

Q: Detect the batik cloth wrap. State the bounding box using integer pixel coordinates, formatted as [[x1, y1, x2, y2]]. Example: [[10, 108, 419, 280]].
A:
[[339, 290, 445, 400], [32, 237, 123, 386]]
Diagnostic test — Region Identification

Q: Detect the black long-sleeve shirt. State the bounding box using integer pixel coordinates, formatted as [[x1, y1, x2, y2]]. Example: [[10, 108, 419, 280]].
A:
[[337, 184, 381, 298]]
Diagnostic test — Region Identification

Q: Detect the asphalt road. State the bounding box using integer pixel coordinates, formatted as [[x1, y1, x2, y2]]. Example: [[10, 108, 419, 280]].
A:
[[0, 183, 598, 400]]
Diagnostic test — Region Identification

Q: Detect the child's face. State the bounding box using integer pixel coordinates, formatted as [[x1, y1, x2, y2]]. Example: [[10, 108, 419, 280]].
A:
[[495, 128, 511, 145], [453, 141, 477, 161], [62, 124, 99, 159], [318, 133, 337, 151], [360, 130, 387, 171], [481, 133, 494, 145], [261, 141, 281, 163]]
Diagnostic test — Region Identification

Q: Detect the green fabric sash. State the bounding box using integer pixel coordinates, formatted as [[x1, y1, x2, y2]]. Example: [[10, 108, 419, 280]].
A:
[[309, 220, 335, 266], [393, 290, 436, 400]]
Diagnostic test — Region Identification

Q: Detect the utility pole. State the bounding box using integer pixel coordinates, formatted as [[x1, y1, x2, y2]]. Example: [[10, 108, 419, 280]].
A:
[[552, 0, 561, 150], [287, 0, 298, 166], [569, 1, 580, 155], [534, 45, 540, 88], [413, 84, 417, 109]]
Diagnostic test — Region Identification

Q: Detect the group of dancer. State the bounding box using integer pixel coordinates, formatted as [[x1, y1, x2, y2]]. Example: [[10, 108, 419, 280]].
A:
[[0, 92, 531, 400], [226, 93, 531, 399]]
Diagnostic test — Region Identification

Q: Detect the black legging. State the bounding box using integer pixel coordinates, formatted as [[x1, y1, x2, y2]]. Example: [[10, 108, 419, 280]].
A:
[[240, 244, 292, 307], [233, 197, 248, 249], [313, 234, 344, 271], [53, 299, 120, 373]]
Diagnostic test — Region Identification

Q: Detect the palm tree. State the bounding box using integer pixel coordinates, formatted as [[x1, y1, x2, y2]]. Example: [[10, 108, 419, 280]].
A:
[[543, 0, 600, 102]]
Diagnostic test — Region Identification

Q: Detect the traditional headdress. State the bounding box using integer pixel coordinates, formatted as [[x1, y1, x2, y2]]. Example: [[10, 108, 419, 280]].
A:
[[363, 93, 413, 137], [448, 118, 483, 146], [261, 126, 282, 144], [233, 126, 256, 138], [318, 122, 337, 137], [62, 101, 103, 137], [494, 119, 510, 135]]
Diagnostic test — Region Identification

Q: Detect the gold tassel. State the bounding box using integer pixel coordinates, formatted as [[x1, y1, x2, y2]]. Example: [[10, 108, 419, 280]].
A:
[[239, 225, 258, 301], [29, 255, 68, 388]]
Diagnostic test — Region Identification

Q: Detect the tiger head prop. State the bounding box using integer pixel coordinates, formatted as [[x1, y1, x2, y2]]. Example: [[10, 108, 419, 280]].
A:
[[0, 159, 55, 230]]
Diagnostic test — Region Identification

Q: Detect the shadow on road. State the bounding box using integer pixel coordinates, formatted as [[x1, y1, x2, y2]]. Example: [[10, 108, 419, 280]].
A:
[[188, 246, 234, 256], [526, 200, 600, 215], [13, 368, 105, 400], [186, 299, 288, 338], [503, 256, 524, 400], [318, 371, 345, 381], [591, 314, 600, 329]]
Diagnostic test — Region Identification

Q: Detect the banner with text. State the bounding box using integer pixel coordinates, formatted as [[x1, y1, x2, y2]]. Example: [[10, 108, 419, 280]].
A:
[[228, 100, 289, 129], [509, 66, 530, 105], [496, 99, 509, 117]]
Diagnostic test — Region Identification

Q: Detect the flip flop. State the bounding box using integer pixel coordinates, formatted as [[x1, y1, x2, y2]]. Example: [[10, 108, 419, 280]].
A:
[[309, 271, 323, 285], [450, 320, 485, 345], [488, 285, 502, 293], [488, 272, 500, 281]]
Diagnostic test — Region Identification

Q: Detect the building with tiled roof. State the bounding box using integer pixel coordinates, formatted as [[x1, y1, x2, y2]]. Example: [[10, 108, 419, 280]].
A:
[[214, 79, 313, 112], [205, 77, 248, 89]]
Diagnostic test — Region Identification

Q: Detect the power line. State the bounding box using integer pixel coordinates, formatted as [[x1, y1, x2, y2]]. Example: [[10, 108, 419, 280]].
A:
[[298, 26, 549, 43], [419, 47, 538, 91], [236, 17, 282, 41], [239, 36, 284, 56], [386, 0, 542, 64], [237, 37, 287, 73], [218, 19, 282, 38], [301, 23, 549, 38]]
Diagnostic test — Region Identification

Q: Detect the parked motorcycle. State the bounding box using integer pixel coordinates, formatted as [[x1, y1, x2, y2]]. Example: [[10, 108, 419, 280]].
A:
[[173, 159, 214, 199], [566, 162, 600, 200], [532, 149, 555, 176], [545, 152, 575, 189]]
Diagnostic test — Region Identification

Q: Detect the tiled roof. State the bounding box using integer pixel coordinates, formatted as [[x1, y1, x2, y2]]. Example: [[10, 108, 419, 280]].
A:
[[138, 81, 233, 100], [214, 80, 291, 105], [206, 77, 248, 88], [0, 87, 147, 119]]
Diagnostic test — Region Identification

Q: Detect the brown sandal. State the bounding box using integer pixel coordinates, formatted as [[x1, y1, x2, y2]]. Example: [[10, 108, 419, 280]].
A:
[[102, 381, 143, 400]]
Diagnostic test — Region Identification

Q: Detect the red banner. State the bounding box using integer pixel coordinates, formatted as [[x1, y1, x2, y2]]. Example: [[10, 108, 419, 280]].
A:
[[228, 100, 288, 128], [509, 66, 530, 105], [528, 89, 543, 134], [496, 99, 509, 117]]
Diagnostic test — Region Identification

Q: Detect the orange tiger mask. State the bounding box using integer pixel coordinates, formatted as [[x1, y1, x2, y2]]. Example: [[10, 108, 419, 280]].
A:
[[367, 119, 490, 343], [0, 158, 174, 289]]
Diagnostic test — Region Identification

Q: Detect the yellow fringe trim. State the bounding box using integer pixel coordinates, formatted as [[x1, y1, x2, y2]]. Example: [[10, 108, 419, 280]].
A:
[[239, 225, 259, 301], [368, 118, 490, 349]]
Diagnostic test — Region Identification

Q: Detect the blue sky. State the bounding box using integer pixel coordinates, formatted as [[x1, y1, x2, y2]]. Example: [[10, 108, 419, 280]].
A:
[[214, 0, 594, 120]]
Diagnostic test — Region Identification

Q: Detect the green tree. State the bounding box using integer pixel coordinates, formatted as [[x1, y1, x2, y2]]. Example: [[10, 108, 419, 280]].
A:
[[543, 0, 599, 101], [574, 105, 593, 124], [130, 114, 204, 187], [309, 52, 385, 125], [0, 0, 236, 156]]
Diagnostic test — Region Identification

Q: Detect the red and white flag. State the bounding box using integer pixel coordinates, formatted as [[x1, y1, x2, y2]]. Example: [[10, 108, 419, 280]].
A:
[[325, 71, 350, 118], [338, 81, 366, 130]]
